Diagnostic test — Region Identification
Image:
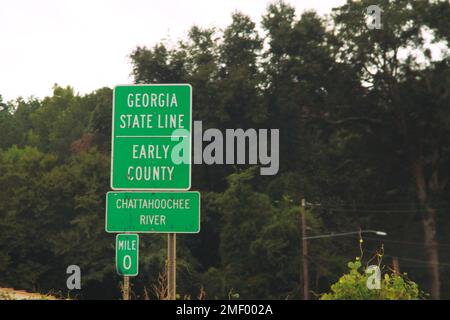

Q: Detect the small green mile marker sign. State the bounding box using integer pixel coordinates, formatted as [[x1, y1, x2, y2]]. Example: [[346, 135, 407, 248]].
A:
[[116, 234, 139, 276], [111, 84, 192, 190]]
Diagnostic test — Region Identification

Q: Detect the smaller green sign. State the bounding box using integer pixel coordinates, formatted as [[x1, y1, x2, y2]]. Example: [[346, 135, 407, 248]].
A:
[[106, 191, 200, 233], [116, 234, 139, 276]]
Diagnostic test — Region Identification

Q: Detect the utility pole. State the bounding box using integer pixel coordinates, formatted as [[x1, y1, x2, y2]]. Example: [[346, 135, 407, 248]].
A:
[[300, 198, 309, 300], [167, 233, 177, 300], [392, 256, 400, 275]]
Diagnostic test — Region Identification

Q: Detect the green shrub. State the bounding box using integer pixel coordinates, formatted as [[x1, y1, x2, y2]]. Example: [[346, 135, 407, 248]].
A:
[[320, 259, 422, 300]]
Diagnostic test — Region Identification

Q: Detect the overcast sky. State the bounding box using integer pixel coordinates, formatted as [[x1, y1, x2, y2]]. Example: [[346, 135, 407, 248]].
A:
[[0, 0, 346, 102]]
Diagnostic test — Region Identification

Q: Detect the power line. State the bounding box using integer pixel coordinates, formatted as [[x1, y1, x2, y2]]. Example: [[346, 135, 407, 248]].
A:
[[319, 207, 450, 213], [391, 255, 450, 266], [358, 236, 450, 247], [304, 230, 386, 240], [394, 262, 450, 269], [309, 203, 450, 214], [365, 250, 450, 267], [305, 230, 450, 247], [317, 202, 450, 207]]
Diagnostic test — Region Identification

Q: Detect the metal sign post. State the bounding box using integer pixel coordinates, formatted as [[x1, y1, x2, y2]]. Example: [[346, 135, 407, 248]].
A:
[[167, 233, 176, 300]]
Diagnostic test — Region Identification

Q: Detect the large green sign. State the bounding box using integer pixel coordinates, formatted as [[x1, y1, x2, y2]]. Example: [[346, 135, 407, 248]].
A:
[[111, 84, 192, 190], [106, 192, 200, 233], [116, 234, 139, 276]]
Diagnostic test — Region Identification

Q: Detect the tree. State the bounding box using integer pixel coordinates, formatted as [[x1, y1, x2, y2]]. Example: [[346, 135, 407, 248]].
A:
[[86, 87, 113, 152], [332, 0, 450, 299], [0, 95, 22, 149], [0, 146, 58, 290], [130, 44, 187, 83]]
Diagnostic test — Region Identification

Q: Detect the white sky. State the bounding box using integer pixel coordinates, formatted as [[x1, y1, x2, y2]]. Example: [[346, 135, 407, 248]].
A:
[[0, 0, 346, 102]]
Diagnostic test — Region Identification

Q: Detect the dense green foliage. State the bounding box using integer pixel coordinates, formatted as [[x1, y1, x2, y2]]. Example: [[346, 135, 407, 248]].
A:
[[0, 0, 449, 299], [320, 259, 421, 300]]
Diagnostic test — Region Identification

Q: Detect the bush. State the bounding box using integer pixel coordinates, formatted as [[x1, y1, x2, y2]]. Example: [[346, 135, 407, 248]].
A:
[[320, 259, 422, 300]]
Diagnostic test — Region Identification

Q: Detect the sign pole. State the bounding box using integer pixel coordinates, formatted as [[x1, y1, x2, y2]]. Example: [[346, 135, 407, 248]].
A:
[[123, 231, 130, 301], [167, 233, 176, 300], [116, 233, 138, 299], [123, 276, 130, 300]]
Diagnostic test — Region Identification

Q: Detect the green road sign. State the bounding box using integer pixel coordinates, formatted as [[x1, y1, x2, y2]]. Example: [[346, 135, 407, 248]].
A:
[[106, 191, 200, 233], [116, 234, 139, 276], [111, 84, 192, 190]]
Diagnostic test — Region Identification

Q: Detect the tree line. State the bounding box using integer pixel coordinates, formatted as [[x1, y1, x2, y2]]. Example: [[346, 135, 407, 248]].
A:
[[0, 0, 449, 299]]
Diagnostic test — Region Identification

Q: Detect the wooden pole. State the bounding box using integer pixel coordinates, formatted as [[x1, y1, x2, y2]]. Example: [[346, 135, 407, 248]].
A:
[[167, 233, 177, 300], [123, 276, 130, 300], [301, 199, 309, 300], [393, 256, 400, 275]]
